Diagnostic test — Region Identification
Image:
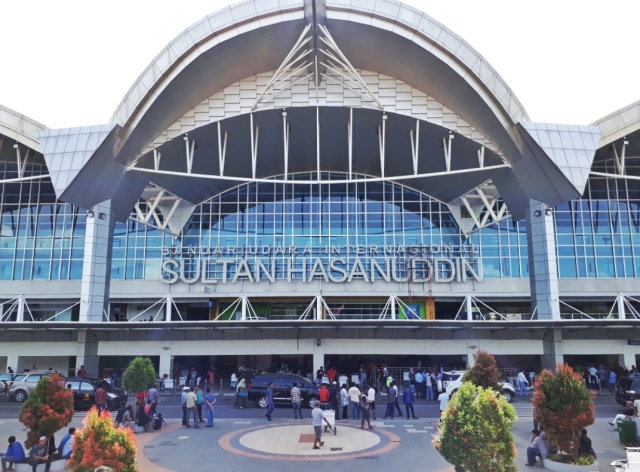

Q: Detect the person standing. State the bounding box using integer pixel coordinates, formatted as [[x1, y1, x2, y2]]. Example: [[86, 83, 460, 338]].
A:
[[392, 382, 403, 416], [360, 388, 373, 430], [291, 382, 303, 420], [438, 390, 449, 420], [265, 383, 275, 421], [403, 383, 418, 419], [181, 386, 189, 426], [340, 383, 349, 420], [204, 387, 217, 428], [207, 364, 216, 389], [1, 435, 25, 472], [330, 381, 340, 417], [424, 370, 435, 400], [319, 383, 331, 410], [608, 369, 617, 394], [414, 370, 423, 399], [195, 386, 204, 422], [517, 369, 529, 397], [147, 383, 159, 415], [185, 388, 199, 428], [311, 404, 331, 449], [95, 383, 107, 415], [367, 384, 377, 420], [348, 383, 361, 420], [384, 382, 396, 419]]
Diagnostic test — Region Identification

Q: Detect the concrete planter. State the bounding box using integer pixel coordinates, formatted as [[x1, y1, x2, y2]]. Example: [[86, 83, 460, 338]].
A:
[[543, 458, 599, 472]]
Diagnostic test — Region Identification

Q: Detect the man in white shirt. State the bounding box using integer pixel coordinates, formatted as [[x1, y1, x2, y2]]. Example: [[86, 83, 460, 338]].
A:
[[311, 405, 331, 449], [367, 384, 377, 420], [517, 369, 529, 397]]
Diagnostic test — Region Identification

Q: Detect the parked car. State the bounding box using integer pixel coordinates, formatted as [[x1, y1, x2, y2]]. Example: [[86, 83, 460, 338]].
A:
[[0, 372, 15, 394], [443, 370, 516, 402], [615, 376, 640, 407], [248, 373, 320, 408], [9, 371, 55, 402], [64, 377, 127, 410]]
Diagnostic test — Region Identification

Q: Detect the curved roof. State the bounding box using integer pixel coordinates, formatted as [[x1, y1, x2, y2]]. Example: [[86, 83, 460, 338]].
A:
[[0, 104, 47, 152], [37, 0, 600, 224], [111, 0, 529, 158]]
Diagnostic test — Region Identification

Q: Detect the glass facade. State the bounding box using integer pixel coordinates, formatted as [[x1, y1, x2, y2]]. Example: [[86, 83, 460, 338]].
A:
[[2, 162, 639, 282]]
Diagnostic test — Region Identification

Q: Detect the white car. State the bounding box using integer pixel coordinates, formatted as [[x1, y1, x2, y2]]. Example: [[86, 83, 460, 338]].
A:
[[443, 370, 516, 403]]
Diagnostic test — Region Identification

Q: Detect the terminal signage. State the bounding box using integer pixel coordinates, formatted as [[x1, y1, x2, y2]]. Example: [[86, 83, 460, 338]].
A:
[[160, 244, 481, 285]]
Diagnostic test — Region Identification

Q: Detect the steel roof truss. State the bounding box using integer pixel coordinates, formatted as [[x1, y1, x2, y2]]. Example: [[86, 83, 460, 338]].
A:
[[252, 24, 313, 111], [378, 114, 386, 178], [410, 120, 420, 175], [183, 134, 195, 174], [318, 24, 383, 110], [612, 138, 628, 175], [217, 121, 227, 176]]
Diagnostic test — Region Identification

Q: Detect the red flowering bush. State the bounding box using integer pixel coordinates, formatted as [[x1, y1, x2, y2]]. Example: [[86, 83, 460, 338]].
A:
[[19, 373, 74, 447], [68, 407, 137, 472], [433, 381, 517, 471], [533, 364, 595, 460]]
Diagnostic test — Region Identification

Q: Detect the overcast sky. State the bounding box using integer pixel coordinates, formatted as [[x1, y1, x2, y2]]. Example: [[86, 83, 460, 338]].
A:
[[1, 0, 637, 129]]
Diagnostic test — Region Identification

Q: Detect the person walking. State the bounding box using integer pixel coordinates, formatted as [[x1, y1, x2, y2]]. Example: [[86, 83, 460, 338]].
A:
[[204, 387, 217, 428], [403, 383, 418, 419], [367, 384, 377, 420], [291, 382, 303, 419], [311, 404, 331, 449], [265, 383, 275, 421], [517, 369, 530, 397], [236, 376, 247, 409]]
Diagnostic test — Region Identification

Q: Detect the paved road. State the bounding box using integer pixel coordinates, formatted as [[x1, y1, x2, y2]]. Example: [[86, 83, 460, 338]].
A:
[[0, 391, 630, 471]]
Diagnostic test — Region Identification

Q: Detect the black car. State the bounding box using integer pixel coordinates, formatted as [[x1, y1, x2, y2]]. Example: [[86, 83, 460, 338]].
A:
[[65, 377, 127, 410], [248, 373, 320, 408], [615, 376, 640, 407]]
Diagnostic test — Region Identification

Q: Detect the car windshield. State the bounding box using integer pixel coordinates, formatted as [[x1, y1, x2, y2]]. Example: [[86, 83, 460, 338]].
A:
[[12, 375, 26, 382]]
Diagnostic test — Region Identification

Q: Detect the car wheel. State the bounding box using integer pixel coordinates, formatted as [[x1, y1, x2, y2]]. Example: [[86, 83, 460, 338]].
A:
[[0, 381, 6, 394], [307, 396, 318, 408], [501, 390, 513, 403], [13, 389, 27, 403], [258, 396, 268, 408]]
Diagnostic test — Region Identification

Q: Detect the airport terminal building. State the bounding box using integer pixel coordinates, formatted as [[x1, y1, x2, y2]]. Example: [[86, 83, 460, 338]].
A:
[[1, 0, 640, 381]]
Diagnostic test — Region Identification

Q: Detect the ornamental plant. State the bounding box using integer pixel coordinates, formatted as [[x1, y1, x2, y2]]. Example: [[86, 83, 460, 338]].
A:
[[122, 356, 156, 394], [464, 349, 500, 391], [68, 407, 137, 472], [532, 364, 595, 462], [19, 373, 74, 447], [433, 381, 517, 472]]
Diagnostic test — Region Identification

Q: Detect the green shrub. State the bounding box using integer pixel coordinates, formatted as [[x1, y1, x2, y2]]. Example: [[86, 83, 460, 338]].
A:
[[433, 382, 517, 472]]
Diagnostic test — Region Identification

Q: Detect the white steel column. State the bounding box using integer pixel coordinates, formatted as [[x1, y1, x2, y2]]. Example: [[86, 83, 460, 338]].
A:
[[165, 294, 173, 321], [617, 293, 626, 319], [466, 294, 473, 321]]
